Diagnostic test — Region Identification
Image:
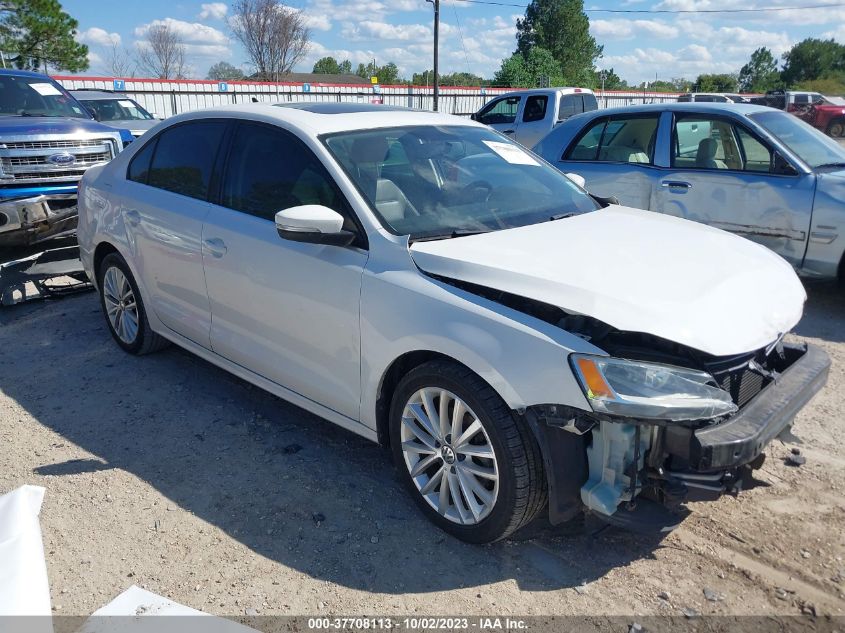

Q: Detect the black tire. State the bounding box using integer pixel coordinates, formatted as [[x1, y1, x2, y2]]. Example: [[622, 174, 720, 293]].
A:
[[827, 119, 845, 138], [97, 252, 169, 355], [389, 360, 547, 543]]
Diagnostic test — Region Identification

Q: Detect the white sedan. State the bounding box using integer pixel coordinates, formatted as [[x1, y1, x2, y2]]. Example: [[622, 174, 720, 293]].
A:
[[77, 103, 829, 543]]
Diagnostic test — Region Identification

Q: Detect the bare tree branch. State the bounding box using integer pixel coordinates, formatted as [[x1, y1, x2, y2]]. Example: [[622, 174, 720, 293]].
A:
[[135, 23, 186, 79], [230, 0, 310, 81], [106, 41, 135, 77]]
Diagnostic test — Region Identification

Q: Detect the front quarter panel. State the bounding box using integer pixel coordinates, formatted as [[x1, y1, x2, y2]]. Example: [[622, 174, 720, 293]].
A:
[[359, 250, 601, 431]]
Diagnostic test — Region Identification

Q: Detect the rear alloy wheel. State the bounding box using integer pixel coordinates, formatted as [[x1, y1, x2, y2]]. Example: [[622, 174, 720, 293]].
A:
[[390, 360, 546, 543], [102, 266, 139, 346], [827, 120, 845, 137], [97, 252, 169, 355]]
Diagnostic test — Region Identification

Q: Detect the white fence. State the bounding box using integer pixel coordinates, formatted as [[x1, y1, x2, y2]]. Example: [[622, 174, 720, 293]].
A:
[[54, 75, 684, 119]]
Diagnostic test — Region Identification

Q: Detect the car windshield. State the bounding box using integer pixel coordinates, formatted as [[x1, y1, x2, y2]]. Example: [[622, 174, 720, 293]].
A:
[[323, 125, 598, 239], [750, 110, 845, 169], [83, 98, 153, 121], [0, 75, 90, 118]]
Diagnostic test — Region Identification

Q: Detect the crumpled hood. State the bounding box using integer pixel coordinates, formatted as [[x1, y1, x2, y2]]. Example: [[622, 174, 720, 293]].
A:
[[410, 206, 806, 357], [0, 115, 114, 136]]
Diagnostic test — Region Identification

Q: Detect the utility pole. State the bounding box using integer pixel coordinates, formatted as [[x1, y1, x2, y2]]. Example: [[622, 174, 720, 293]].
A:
[[428, 0, 440, 111]]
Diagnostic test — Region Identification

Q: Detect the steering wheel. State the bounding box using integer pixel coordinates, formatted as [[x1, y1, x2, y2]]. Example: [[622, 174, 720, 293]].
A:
[[459, 180, 494, 201]]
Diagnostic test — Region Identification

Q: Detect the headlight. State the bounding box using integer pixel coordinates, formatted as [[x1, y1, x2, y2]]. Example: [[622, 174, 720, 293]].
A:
[[570, 354, 738, 422]]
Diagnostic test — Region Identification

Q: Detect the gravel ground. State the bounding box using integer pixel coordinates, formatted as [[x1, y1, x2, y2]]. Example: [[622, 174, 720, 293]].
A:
[[1, 283, 844, 621]]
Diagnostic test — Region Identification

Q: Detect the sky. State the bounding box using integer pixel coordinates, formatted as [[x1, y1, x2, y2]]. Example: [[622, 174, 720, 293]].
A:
[[62, 0, 845, 85]]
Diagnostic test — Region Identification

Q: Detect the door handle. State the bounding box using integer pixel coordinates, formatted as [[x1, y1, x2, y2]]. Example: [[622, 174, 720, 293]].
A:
[[661, 181, 692, 190], [125, 208, 141, 226], [203, 237, 227, 258]]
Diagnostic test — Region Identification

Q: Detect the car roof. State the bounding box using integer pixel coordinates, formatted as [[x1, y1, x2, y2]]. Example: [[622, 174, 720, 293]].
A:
[[70, 90, 129, 100], [495, 87, 594, 98], [0, 69, 52, 79], [160, 102, 483, 136], [577, 102, 774, 117]]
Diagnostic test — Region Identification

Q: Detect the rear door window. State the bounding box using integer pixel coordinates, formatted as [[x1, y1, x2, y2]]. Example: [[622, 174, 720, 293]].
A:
[[522, 95, 548, 123], [566, 115, 658, 164], [147, 121, 227, 200]]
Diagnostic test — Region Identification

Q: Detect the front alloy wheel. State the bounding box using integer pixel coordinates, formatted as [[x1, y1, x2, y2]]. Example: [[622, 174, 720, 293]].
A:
[[390, 360, 546, 543], [400, 387, 499, 525]]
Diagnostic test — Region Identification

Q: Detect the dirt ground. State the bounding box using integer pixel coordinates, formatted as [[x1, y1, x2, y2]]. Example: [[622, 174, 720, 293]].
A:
[[1, 283, 844, 621]]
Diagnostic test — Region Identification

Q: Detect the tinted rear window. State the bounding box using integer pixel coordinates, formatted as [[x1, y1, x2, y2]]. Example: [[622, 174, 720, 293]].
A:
[[147, 121, 227, 200]]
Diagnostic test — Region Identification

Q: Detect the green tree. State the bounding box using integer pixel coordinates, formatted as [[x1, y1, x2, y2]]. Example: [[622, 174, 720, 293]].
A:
[[0, 0, 89, 72], [738, 47, 780, 93], [338, 59, 351, 74], [207, 61, 245, 80], [594, 68, 627, 90], [639, 78, 691, 92], [355, 61, 401, 84], [411, 69, 486, 86], [312, 56, 340, 74], [514, 0, 602, 86], [694, 73, 738, 92], [494, 47, 563, 88], [781, 38, 845, 86]]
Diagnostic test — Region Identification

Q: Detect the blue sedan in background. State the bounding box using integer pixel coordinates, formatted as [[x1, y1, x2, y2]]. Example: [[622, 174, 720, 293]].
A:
[[533, 103, 845, 282]]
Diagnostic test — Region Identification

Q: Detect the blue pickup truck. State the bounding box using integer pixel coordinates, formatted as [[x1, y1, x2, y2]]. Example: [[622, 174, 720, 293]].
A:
[[0, 69, 131, 249]]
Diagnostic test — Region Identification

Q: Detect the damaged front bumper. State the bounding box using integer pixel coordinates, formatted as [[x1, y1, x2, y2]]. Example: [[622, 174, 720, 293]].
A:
[[0, 193, 78, 248], [528, 342, 830, 532]]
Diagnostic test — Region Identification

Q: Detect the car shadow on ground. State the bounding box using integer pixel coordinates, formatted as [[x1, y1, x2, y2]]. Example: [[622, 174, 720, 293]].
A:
[[2, 293, 669, 594], [793, 282, 845, 344]]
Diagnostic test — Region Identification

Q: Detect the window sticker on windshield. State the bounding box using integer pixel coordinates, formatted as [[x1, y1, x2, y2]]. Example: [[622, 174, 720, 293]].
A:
[[29, 82, 62, 96], [118, 100, 134, 107], [482, 140, 540, 166]]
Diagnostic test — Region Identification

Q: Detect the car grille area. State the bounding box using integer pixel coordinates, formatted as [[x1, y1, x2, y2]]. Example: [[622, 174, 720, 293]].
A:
[[0, 137, 115, 184]]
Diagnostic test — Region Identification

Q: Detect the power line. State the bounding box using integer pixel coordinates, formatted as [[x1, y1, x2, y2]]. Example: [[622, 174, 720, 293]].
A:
[[452, 0, 845, 12], [450, 0, 474, 77]]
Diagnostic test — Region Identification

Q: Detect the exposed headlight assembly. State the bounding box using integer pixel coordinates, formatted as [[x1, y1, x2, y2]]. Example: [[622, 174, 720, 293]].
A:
[[571, 354, 738, 422]]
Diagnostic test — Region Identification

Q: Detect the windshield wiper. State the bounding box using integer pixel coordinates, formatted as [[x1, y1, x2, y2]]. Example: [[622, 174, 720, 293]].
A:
[[409, 229, 490, 243], [548, 212, 577, 221], [815, 162, 845, 170]]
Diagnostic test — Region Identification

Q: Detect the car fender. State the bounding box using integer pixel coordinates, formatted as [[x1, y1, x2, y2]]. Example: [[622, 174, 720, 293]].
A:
[[358, 257, 602, 431]]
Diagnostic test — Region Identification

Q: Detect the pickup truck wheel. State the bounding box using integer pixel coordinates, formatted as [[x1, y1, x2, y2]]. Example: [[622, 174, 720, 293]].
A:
[[390, 360, 546, 543], [97, 253, 169, 355], [827, 119, 845, 137]]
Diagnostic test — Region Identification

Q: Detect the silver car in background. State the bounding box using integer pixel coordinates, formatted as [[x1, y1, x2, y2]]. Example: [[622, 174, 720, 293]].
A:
[[71, 89, 160, 138], [534, 103, 845, 282]]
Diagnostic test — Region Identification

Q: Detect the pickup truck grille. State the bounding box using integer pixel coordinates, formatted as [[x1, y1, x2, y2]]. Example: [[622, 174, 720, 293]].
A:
[[0, 137, 116, 184]]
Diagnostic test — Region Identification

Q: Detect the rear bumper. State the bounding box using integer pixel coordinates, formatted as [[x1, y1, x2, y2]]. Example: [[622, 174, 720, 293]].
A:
[[0, 194, 78, 247], [690, 343, 830, 471]]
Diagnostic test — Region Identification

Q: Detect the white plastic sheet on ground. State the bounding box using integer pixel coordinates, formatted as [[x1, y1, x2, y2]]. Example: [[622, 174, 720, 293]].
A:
[[77, 586, 259, 633], [0, 485, 53, 633], [0, 485, 51, 615]]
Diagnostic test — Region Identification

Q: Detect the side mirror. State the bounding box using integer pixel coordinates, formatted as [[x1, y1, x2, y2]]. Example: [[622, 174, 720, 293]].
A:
[[275, 205, 356, 247], [564, 172, 587, 189], [470, 112, 479, 122]]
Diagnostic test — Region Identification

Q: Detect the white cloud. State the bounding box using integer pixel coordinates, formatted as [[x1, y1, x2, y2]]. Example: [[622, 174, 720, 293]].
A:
[[298, 11, 332, 32], [341, 20, 431, 42], [78, 27, 121, 47], [134, 18, 231, 60], [198, 2, 228, 21], [591, 19, 677, 40], [135, 18, 228, 45]]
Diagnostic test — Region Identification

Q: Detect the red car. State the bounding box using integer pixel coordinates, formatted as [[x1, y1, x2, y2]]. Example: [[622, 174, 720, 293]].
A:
[[755, 89, 845, 137]]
